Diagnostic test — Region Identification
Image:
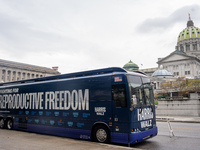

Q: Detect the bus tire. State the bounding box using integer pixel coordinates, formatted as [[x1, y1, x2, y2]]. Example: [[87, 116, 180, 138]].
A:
[[93, 125, 110, 143], [0, 118, 5, 129], [6, 119, 13, 130]]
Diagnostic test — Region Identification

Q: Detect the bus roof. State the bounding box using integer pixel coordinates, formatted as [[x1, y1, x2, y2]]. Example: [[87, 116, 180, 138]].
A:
[[0, 67, 125, 86], [0, 67, 146, 87]]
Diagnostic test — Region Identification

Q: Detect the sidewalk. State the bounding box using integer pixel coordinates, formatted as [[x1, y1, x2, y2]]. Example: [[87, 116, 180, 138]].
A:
[[156, 116, 200, 123]]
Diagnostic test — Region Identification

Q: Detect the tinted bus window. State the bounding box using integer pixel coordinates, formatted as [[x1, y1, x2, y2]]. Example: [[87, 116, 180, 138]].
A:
[[127, 76, 144, 106], [142, 77, 154, 105], [143, 84, 154, 105], [128, 75, 154, 107], [112, 84, 127, 108]]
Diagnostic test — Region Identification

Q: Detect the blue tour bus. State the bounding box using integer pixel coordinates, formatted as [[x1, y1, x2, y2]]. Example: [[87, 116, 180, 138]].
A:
[[0, 67, 157, 144]]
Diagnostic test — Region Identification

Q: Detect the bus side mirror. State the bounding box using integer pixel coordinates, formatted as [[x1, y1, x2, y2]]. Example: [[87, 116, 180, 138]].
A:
[[130, 95, 137, 111], [132, 95, 137, 106]]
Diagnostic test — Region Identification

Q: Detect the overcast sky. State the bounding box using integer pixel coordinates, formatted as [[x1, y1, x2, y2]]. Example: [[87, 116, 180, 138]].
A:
[[0, 0, 200, 74]]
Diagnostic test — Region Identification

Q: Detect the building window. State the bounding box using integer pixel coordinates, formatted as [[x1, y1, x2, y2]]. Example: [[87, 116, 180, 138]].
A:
[[193, 43, 197, 51], [17, 72, 21, 80], [7, 71, 11, 82], [12, 71, 16, 81], [180, 45, 184, 51], [22, 73, 26, 80], [112, 84, 127, 107], [185, 64, 190, 68], [186, 45, 190, 51], [174, 72, 179, 76], [27, 73, 30, 79], [185, 71, 190, 75]]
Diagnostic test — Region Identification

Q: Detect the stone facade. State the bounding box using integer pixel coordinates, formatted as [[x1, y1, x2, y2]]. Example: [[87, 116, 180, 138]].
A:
[[157, 50, 200, 78], [156, 93, 200, 117], [176, 38, 200, 59], [0, 59, 60, 83]]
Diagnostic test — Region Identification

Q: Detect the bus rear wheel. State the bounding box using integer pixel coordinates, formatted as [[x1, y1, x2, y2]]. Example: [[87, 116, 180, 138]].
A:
[[93, 125, 110, 143], [0, 118, 5, 129], [6, 119, 13, 130]]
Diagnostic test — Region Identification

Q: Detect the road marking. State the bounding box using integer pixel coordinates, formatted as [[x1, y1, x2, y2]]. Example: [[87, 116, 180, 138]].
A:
[[159, 126, 200, 131]]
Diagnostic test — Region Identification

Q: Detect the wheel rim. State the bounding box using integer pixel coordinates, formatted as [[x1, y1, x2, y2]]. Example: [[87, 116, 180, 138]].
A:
[[7, 120, 12, 129], [96, 129, 107, 142], [0, 119, 4, 128]]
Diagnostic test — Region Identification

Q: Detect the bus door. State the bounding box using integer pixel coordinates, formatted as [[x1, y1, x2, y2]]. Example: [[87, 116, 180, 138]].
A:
[[111, 83, 129, 134], [128, 75, 155, 132]]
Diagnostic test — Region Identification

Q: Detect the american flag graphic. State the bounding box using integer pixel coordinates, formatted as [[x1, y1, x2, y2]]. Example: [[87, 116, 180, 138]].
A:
[[114, 76, 122, 82]]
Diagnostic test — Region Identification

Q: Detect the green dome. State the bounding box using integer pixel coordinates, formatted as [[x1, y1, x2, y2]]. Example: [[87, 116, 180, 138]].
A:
[[177, 16, 200, 42], [123, 60, 139, 71], [177, 26, 200, 42]]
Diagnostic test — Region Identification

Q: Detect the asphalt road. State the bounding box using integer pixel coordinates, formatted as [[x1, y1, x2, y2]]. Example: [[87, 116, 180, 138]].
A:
[[0, 122, 200, 150], [157, 122, 200, 138], [133, 122, 200, 150]]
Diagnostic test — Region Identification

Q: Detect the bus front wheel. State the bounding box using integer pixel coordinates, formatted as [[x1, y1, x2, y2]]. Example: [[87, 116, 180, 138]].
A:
[[93, 125, 110, 143], [0, 118, 5, 129]]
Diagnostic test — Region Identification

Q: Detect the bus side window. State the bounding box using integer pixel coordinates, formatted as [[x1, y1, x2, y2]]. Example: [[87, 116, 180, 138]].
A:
[[112, 84, 127, 108]]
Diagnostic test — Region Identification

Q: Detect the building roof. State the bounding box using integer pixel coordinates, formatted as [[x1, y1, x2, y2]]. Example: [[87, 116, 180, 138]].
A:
[[172, 50, 186, 55], [139, 67, 158, 73], [0, 59, 60, 74], [152, 69, 173, 77], [157, 50, 200, 64]]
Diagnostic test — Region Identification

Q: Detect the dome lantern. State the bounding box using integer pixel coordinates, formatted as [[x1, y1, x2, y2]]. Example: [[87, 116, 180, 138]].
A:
[[187, 13, 194, 27]]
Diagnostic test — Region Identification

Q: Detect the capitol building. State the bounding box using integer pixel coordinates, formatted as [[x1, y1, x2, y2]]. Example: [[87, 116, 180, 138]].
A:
[[157, 15, 200, 79], [124, 15, 200, 80], [123, 15, 200, 92]]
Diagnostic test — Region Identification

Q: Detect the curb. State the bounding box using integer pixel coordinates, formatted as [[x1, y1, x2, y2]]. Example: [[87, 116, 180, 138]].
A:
[[156, 117, 200, 123]]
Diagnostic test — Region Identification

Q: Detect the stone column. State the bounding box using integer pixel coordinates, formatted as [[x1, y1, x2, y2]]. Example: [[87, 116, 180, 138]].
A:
[[8, 70, 12, 82], [25, 72, 27, 79], [197, 41, 200, 51], [19, 72, 22, 80], [183, 44, 186, 52], [14, 71, 17, 81], [190, 43, 193, 51], [0, 69, 2, 82], [4, 70, 7, 82]]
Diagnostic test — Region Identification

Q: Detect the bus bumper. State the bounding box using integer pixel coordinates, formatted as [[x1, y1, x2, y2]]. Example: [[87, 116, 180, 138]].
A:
[[129, 127, 158, 144], [111, 127, 158, 144]]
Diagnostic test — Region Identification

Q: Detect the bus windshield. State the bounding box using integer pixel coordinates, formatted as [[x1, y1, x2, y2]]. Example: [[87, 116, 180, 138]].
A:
[[128, 75, 154, 107]]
